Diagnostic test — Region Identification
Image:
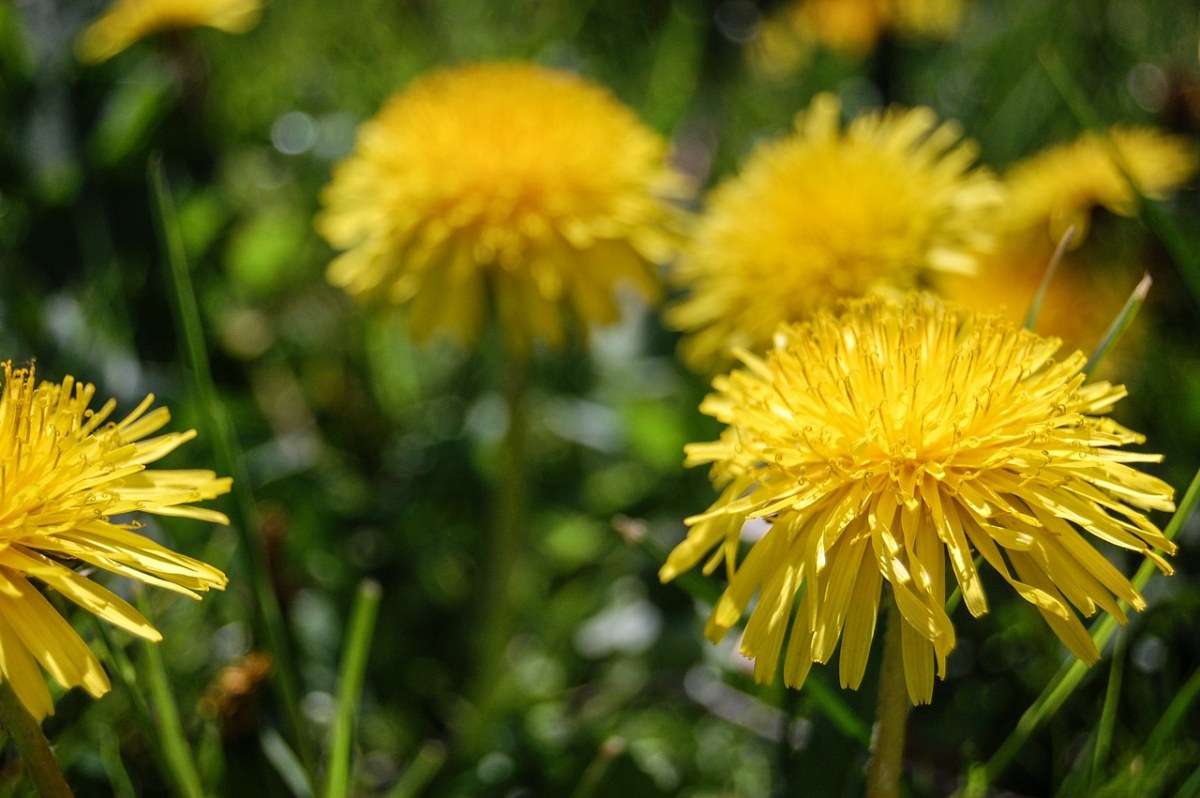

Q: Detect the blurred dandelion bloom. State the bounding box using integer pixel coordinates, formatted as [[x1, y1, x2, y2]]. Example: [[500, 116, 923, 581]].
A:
[[750, 0, 965, 76], [0, 364, 229, 719], [668, 94, 1001, 369], [661, 295, 1175, 704], [76, 0, 262, 63], [317, 62, 687, 355], [1004, 126, 1198, 242]]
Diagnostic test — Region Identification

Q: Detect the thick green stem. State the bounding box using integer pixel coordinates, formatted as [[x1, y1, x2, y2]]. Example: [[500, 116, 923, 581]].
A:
[[0, 681, 73, 798], [468, 355, 530, 749], [866, 602, 910, 798]]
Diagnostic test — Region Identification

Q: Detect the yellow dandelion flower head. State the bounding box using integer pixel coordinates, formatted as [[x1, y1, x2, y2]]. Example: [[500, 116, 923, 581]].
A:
[[76, 0, 261, 64], [0, 364, 229, 719], [661, 294, 1175, 705], [317, 61, 688, 355], [1004, 126, 1198, 242], [668, 94, 1003, 370], [748, 0, 964, 76]]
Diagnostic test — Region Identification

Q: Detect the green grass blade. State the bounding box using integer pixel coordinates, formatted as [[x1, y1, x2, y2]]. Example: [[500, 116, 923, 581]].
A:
[[325, 579, 383, 798], [261, 727, 314, 798], [137, 597, 204, 798], [1090, 629, 1127, 789], [383, 741, 448, 798], [148, 156, 317, 787], [1084, 274, 1151, 377], [1024, 226, 1076, 331]]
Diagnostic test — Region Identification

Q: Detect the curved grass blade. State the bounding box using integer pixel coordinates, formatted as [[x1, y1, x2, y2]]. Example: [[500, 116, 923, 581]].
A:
[[325, 579, 383, 798], [1084, 274, 1151, 377], [149, 156, 316, 786]]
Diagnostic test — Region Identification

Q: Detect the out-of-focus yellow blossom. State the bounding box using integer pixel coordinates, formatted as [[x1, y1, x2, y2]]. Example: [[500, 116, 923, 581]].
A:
[[750, 0, 965, 77], [668, 93, 1002, 369], [0, 364, 229, 719], [1004, 126, 1198, 242], [317, 62, 688, 356], [662, 295, 1175, 704], [76, 0, 262, 64]]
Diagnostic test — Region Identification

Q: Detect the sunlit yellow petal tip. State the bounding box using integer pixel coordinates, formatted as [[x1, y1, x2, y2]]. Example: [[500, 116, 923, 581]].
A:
[[0, 363, 230, 719], [668, 93, 1003, 371], [317, 61, 689, 357], [662, 294, 1175, 705], [76, 0, 263, 64]]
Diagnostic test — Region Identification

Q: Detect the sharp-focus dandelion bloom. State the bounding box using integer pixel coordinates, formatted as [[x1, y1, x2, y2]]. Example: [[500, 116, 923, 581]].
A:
[[317, 62, 687, 356], [76, 0, 262, 64], [0, 364, 229, 719], [668, 94, 1002, 370], [1004, 126, 1198, 241], [660, 295, 1176, 704]]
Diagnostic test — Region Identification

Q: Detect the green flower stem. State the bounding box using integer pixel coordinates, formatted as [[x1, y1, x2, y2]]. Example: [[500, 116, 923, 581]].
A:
[[149, 157, 316, 785], [325, 579, 383, 798], [866, 599, 910, 798], [0, 680, 73, 798], [468, 352, 530, 749]]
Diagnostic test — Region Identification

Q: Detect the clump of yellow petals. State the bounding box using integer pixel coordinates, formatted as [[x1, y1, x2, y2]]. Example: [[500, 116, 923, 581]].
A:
[[661, 295, 1175, 704], [669, 94, 1002, 370], [750, 0, 965, 77], [1004, 126, 1198, 242], [76, 0, 261, 63], [0, 364, 229, 719], [317, 62, 687, 356]]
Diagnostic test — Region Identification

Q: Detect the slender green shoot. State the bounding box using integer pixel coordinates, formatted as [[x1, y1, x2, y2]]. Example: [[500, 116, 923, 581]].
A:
[[137, 596, 205, 798], [261, 727, 314, 798], [0, 680, 73, 797], [383, 741, 448, 798], [325, 579, 383, 798], [1090, 629, 1126, 789], [148, 156, 316, 785], [568, 737, 628, 798], [1084, 273, 1151, 377], [1141, 661, 1200, 773], [1024, 226, 1076, 331]]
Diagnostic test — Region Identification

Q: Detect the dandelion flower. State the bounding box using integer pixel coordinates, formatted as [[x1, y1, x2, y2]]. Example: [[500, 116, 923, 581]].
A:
[[0, 364, 229, 719], [76, 0, 262, 64], [661, 295, 1175, 704], [749, 0, 965, 76], [669, 94, 1002, 369], [1004, 126, 1198, 242], [317, 62, 687, 355]]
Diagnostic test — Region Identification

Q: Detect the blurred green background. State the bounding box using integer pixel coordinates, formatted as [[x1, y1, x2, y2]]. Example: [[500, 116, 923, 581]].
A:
[[2, 1, 1200, 796]]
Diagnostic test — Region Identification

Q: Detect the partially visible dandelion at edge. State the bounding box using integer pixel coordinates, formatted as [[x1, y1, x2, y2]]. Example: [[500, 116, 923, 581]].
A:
[[0, 363, 229, 719], [76, 0, 263, 64]]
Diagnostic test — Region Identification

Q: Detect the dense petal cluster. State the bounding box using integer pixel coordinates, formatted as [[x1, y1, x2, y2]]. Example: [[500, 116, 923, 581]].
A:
[[0, 364, 229, 719], [1004, 126, 1198, 241], [76, 0, 262, 63], [668, 94, 1002, 370], [661, 295, 1175, 704], [317, 62, 687, 355]]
